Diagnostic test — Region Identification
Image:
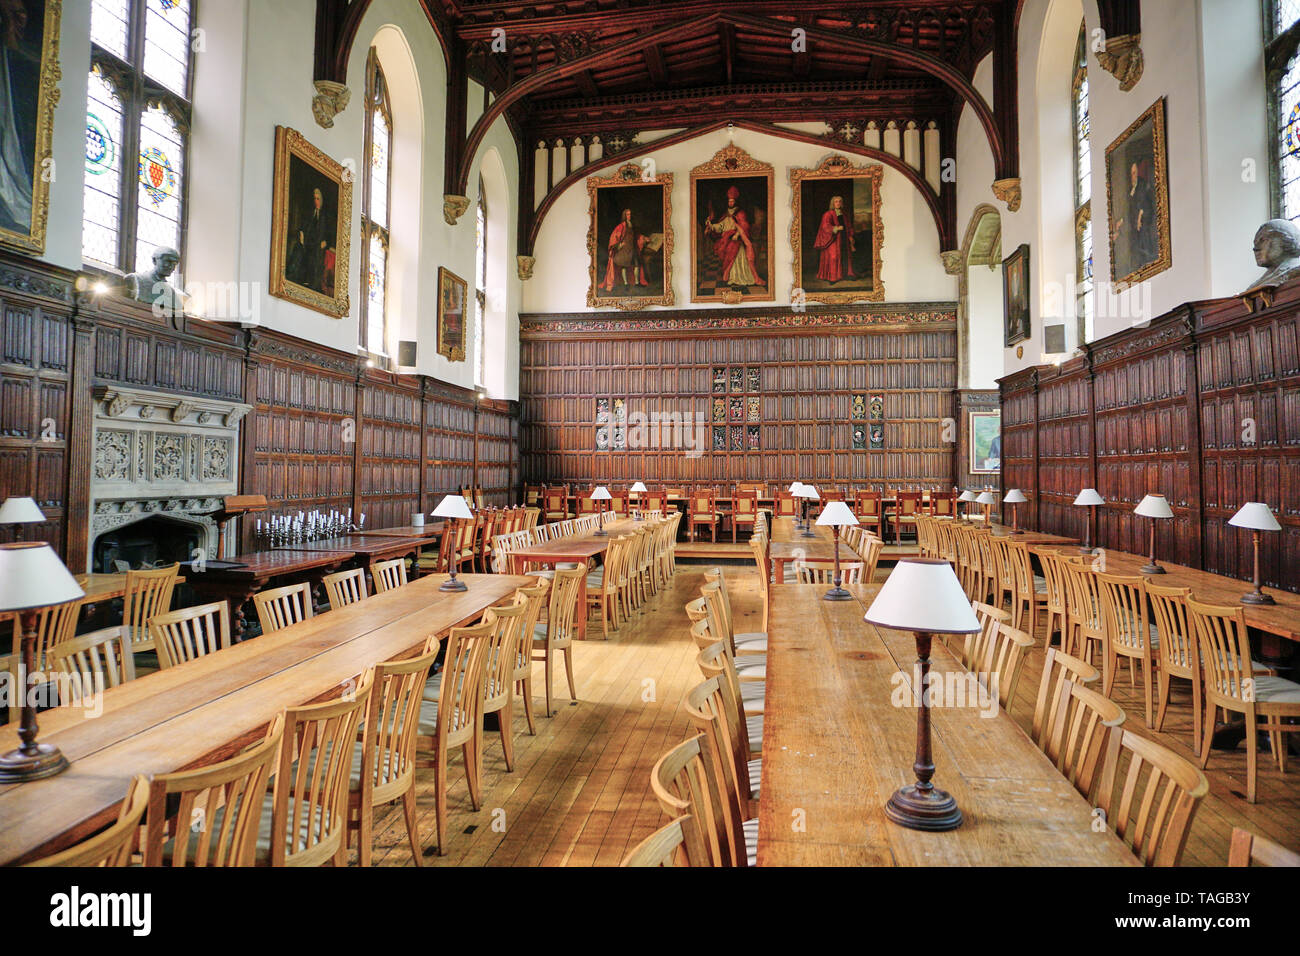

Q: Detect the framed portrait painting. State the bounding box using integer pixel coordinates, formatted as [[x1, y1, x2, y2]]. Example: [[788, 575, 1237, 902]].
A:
[[437, 267, 467, 362], [690, 145, 774, 304], [789, 156, 884, 304], [1105, 97, 1171, 286], [586, 163, 673, 309], [269, 126, 352, 317], [0, 0, 61, 255], [970, 410, 1002, 475], [1002, 243, 1030, 347]]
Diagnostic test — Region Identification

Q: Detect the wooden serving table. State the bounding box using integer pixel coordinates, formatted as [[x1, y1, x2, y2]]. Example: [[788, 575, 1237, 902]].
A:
[[0, 573, 530, 865], [757, 583, 1137, 866], [183, 549, 354, 641], [275, 533, 434, 578]]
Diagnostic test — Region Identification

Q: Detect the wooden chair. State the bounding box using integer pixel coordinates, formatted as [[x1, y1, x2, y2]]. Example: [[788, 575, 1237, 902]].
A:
[[120, 563, 180, 655], [27, 774, 149, 866], [851, 533, 884, 583], [587, 534, 628, 639], [690, 658, 759, 809], [650, 733, 745, 867], [643, 492, 667, 514], [1043, 678, 1126, 803], [543, 487, 572, 522], [961, 601, 1010, 671], [1187, 597, 1300, 803], [774, 492, 797, 519], [701, 571, 767, 657], [522, 507, 541, 530], [577, 494, 598, 517], [141, 715, 284, 867], [684, 674, 756, 851], [48, 626, 136, 700], [973, 529, 997, 606], [1096, 727, 1208, 866], [10, 598, 81, 673], [416, 623, 491, 855], [1097, 572, 1159, 727], [1004, 540, 1047, 643], [371, 557, 408, 594], [1227, 827, 1300, 867], [730, 492, 759, 543], [513, 579, 549, 736], [687, 490, 720, 542], [609, 493, 629, 516], [1061, 560, 1105, 665], [697, 596, 765, 719], [253, 582, 314, 634], [265, 670, 374, 867], [478, 598, 528, 770], [1030, 646, 1100, 749], [621, 817, 690, 867], [794, 559, 865, 584], [149, 601, 231, 669], [524, 484, 543, 509], [532, 566, 583, 716], [892, 490, 925, 545], [929, 490, 956, 518], [987, 535, 1017, 616], [347, 635, 439, 865], [1035, 548, 1072, 648], [975, 622, 1035, 710]]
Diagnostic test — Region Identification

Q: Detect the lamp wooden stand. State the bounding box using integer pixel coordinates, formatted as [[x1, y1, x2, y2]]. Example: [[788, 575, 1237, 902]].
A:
[[1135, 494, 1173, 575], [1230, 503, 1281, 605], [816, 501, 858, 602], [432, 494, 474, 592], [1074, 488, 1104, 555]]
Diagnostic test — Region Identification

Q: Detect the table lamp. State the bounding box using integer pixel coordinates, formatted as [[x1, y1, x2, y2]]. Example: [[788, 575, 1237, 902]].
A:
[[432, 494, 474, 591], [1134, 493, 1173, 574], [0, 496, 45, 542], [865, 558, 979, 831], [976, 490, 997, 525], [815, 500, 860, 601], [787, 483, 805, 529], [1073, 488, 1104, 554], [957, 489, 977, 521], [0, 542, 84, 782], [591, 485, 612, 535], [1002, 489, 1027, 534], [630, 481, 647, 521], [1228, 502, 1281, 605], [797, 483, 820, 538]]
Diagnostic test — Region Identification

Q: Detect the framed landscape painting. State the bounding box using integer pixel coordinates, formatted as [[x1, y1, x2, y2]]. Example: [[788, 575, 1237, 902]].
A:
[[789, 155, 884, 304], [690, 145, 774, 303], [1002, 243, 1030, 347], [269, 126, 352, 317], [970, 410, 1002, 474], [1105, 97, 1171, 286], [586, 163, 673, 309], [437, 267, 467, 362], [0, 0, 61, 255]]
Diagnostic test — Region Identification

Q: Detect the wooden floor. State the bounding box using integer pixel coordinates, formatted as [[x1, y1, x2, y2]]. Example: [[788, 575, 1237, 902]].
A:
[[364, 562, 1300, 866]]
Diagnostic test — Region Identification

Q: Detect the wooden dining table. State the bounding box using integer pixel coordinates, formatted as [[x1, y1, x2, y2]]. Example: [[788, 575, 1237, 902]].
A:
[[274, 533, 435, 578], [0, 572, 530, 866], [757, 582, 1137, 866], [768, 516, 841, 583]]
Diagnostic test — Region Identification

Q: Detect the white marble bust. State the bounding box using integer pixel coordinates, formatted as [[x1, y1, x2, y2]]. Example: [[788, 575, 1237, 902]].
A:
[[1245, 219, 1300, 292]]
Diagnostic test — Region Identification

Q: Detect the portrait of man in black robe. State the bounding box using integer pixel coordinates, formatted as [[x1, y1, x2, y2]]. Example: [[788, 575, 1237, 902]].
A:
[[284, 157, 337, 294]]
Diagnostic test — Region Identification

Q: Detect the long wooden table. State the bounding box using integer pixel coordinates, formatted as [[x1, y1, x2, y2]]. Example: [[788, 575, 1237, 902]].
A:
[[183, 549, 354, 640], [769, 516, 840, 583], [757, 583, 1137, 866], [0, 573, 529, 865], [275, 533, 435, 577]]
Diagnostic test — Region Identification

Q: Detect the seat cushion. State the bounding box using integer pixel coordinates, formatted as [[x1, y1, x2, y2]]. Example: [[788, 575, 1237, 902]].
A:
[[741, 817, 759, 866], [255, 792, 332, 864], [746, 713, 763, 748], [734, 656, 766, 679], [1247, 675, 1300, 704], [747, 758, 762, 799], [740, 681, 764, 712], [735, 631, 767, 650]]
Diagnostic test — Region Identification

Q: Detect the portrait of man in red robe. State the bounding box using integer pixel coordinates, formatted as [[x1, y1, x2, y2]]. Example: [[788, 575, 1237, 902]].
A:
[[813, 195, 855, 283], [703, 184, 765, 290], [602, 207, 650, 291]]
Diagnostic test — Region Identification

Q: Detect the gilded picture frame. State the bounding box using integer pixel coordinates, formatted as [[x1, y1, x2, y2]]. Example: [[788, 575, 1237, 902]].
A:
[[437, 267, 468, 362], [689, 144, 774, 304], [789, 155, 884, 304], [1002, 243, 1030, 346], [269, 126, 352, 318], [0, 0, 62, 255], [586, 162, 673, 310], [1104, 97, 1171, 287], [969, 410, 1002, 474]]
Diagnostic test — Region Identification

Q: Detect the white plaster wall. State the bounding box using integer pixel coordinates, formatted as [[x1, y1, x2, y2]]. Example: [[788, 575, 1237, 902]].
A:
[[968, 262, 1004, 389], [524, 126, 956, 313]]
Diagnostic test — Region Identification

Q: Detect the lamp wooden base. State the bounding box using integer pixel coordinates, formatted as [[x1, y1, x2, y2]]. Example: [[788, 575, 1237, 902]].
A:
[[1140, 563, 1165, 575], [823, 586, 852, 601], [0, 742, 68, 783], [439, 576, 467, 592], [1241, 589, 1276, 605], [885, 783, 963, 831]]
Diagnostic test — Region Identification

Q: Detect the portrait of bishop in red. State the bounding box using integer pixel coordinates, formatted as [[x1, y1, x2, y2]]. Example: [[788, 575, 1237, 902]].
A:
[[704, 185, 765, 289], [813, 195, 855, 283], [602, 208, 650, 290]]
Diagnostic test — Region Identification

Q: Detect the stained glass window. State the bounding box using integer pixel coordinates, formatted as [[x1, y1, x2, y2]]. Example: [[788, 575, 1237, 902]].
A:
[[360, 50, 392, 358], [83, 0, 192, 278], [1072, 26, 1093, 345], [475, 182, 486, 389], [1267, 2, 1300, 222]]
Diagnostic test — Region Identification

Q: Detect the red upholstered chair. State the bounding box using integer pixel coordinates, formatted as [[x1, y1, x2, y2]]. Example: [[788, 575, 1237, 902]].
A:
[[854, 491, 883, 536], [688, 490, 720, 542], [893, 491, 926, 545], [774, 492, 797, 519], [730, 492, 759, 543]]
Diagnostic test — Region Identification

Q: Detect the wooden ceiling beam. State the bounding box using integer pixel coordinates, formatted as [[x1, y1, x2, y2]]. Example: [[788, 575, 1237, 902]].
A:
[[643, 44, 669, 86], [719, 21, 737, 85], [575, 69, 600, 99]]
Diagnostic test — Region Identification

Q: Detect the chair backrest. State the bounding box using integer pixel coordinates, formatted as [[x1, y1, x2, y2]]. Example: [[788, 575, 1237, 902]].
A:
[[359, 636, 440, 800], [621, 816, 691, 867], [269, 670, 375, 866], [122, 563, 180, 649], [1097, 572, 1152, 653], [481, 598, 527, 713], [1227, 827, 1300, 867], [1097, 727, 1208, 866], [371, 557, 408, 594], [930, 492, 956, 517], [684, 675, 751, 865], [976, 622, 1035, 709], [1036, 548, 1071, 614], [854, 490, 882, 518], [514, 579, 550, 675], [577, 495, 597, 515], [649, 733, 737, 867], [1062, 560, 1105, 633], [49, 627, 136, 702], [543, 567, 585, 649], [896, 490, 925, 516], [795, 559, 864, 584], [522, 507, 541, 529], [774, 492, 797, 517], [1031, 646, 1100, 748], [11, 598, 81, 672], [609, 493, 628, 514], [1186, 597, 1255, 704], [524, 484, 543, 507], [543, 489, 565, 514], [690, 492, 716, 517], [150, 601, 232, 669], [143, 714, 284, 866], [733, 492, 758, 516], [255, 582, 314, 634], [433, 622, 492, 751], [1045, 678, 1126, 803], [852, 534, 884, 582], [643, 492, 666, 512], [1145, 582, 1194, 674], [28, 774, 150, 867], [963, 602, 1010, 671]]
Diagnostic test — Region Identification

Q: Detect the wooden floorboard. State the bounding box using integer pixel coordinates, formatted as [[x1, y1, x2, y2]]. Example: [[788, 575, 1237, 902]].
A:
[[359, 560, 1298, 867]]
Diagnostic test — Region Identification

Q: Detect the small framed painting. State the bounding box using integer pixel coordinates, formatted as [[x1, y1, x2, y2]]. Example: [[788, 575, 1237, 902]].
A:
[[437, 267, 467, 362], [712, 397, 726, 423], [852, 425, 867, 450], [869, 394, 884, 420], [869, 424, 884, 449], [1105, 97, 1171, 286], [747, 425, 761, 450], [747, 367, 760, 391], [850, 394, 866, 421], [712, 367, 727, 393], [690, 145, 774, 303], [970, 410, 1002, 474], [1002, 244, 1030, 347], [712, 426, 726, 451]]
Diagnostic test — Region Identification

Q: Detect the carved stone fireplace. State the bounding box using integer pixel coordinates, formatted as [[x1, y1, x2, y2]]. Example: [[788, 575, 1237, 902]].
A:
[[88, 385, 252, 573]]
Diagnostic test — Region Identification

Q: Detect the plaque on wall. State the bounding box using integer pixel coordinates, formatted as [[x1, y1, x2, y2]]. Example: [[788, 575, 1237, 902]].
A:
[[712, 426, 726, 451], [869, 423, 884, 449], [852, 424, 867, 450], [850, 393, 866, 420], [712, 367, 727, 392], [747, 425, 761, 450], [869, 394, 884, 420]]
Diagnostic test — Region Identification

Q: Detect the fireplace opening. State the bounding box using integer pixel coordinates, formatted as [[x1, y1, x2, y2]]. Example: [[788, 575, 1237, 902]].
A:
[[92, 515, 202, 573]]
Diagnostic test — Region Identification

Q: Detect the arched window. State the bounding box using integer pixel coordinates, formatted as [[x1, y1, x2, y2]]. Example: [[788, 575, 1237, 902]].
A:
[[83, 0, 192, 278], [1266, 1, 1300, 221], [360, 48, 392, 358], [1072, 25, 1094, 344], [474, 178, 487, 388]]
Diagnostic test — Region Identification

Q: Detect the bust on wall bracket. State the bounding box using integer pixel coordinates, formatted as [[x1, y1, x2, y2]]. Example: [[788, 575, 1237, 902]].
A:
[[517, 255, 535, 281], [1097, 34, 1144, 92], [1243, 219, 1300, 295], [992, 178, 1021, 213], [311, 81, 351, 129], [443, 195, 470, 225]]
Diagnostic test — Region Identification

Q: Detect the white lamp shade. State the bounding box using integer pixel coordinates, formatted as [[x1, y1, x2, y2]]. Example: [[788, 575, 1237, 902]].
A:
[[0, 496, 45, 524], [957, 490, 978, 502], [1074, 488, 1104, 506], [591, 486, 612, 500], [0, 542, 85, 612], [1134, 493, 1174, 519], [865, 559, 980, 634], [798, 484, 820, 500], [788, 482, 804, 494], [1228, 502, 1281, 532], [431, 494, 474, 520], [1003, 489, 1027, 504], [975, 491, 997, 505], [815, 500, 859, 526], [630, 481, 648, 493]]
